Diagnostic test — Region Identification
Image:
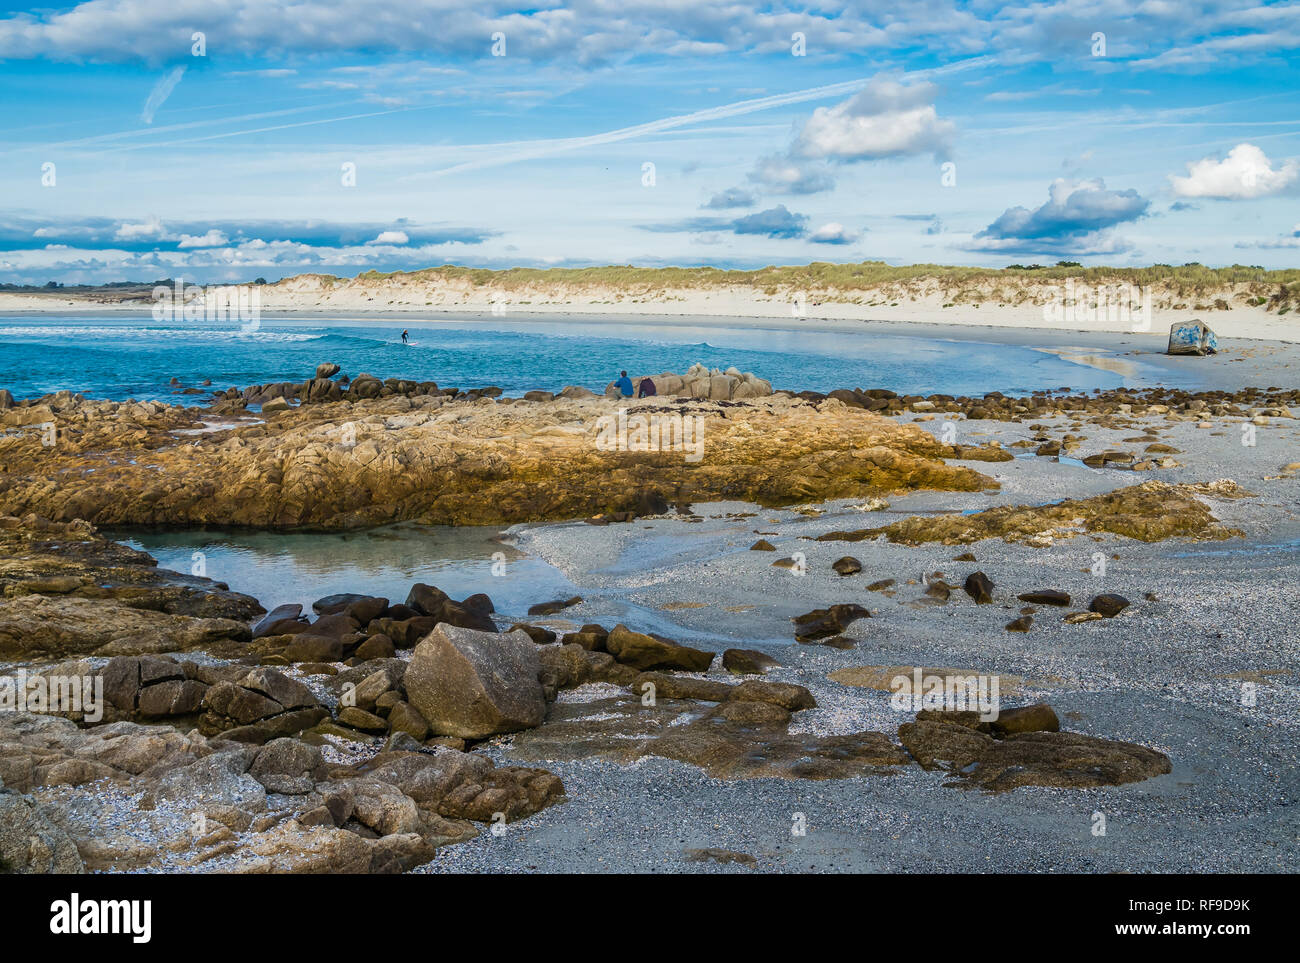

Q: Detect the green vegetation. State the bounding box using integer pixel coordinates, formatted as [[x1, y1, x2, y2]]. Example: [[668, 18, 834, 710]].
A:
[[346, 261, 1300, 300]]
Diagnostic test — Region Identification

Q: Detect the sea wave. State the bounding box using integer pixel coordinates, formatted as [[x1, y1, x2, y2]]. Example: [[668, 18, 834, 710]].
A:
[[0, 325, 324, 343]]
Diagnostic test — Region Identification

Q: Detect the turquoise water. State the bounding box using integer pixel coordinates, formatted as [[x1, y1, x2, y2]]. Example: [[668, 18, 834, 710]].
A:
[[117, 524, 579, 619], [0, 314, 1152, 402]]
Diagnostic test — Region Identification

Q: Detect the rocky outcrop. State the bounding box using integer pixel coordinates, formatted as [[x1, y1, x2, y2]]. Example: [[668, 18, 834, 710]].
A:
[[0, 515, 262, 661], [0, 596, 251, 660], [0, 781, 84, 873], [0, 391, 998, 529], [605, 364, 773, 401], [0, 711, 564, 873], [817, 481, 1244, 546], [897, 713, 1172, 792], [198, 667, 328, 743]]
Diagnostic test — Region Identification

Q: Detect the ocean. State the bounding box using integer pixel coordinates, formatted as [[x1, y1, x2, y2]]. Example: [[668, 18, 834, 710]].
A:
[[0, 313, 1160, 402]]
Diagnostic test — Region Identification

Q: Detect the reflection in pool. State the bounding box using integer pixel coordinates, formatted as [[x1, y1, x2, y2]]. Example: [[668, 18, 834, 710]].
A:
[[115, 523, 579, 620]]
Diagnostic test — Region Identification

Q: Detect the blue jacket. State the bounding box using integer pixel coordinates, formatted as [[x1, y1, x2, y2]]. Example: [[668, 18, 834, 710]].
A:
[[614, 376, 634, 397]]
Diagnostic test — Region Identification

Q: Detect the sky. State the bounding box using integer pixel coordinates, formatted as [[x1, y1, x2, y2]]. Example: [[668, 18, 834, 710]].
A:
[[0, 0, 1298, 285]]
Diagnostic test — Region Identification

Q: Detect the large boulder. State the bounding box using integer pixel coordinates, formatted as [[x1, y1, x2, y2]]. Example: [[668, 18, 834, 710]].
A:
[[404, 624, 546, 739]]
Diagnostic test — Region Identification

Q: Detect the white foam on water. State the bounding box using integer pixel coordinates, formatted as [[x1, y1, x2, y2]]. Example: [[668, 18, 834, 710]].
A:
[[0, 325, 323, 342]]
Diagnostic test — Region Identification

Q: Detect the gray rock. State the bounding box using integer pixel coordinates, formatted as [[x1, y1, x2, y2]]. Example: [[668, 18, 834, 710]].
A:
[[404, 624, 546, 739]]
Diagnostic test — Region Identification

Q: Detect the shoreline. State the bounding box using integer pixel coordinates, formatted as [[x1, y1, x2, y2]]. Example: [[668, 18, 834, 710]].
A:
[[1, 289, 1296, 344]]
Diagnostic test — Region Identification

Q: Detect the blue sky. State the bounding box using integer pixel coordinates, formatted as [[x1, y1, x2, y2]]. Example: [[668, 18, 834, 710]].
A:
[[1, 0, 1298, 284]]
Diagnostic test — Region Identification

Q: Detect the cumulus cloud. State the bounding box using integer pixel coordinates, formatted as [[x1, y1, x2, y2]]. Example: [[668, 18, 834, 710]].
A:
[[731, 205, 808, 238], [1169, 143, 1299, 200], [177, 230, 230, 248], [114, 217, 165, 241], [969, 178, 1149, 255], [808, 222, 861, 245], [747, 154, 835, 195], [976, 178, 1149, 241], [702, 187, 756, 210], [735, 76, 954, 201], [1, 0, 1288, 71], [639, 205, 807, 239], [369, 230, 410, 245], [792, 77, 955, 163]]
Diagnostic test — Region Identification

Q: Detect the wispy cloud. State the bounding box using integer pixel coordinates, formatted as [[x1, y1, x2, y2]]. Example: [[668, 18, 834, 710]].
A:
[[141, 65, 185, 124]]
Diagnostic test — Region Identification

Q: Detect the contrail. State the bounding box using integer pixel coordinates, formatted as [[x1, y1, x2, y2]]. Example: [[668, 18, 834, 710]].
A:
[[411, 55, 997, 180], [141, 65, 186, 125]]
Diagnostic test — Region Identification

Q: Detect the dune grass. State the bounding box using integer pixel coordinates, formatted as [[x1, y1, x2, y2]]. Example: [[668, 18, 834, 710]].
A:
[[343, 261, 1299, 305]]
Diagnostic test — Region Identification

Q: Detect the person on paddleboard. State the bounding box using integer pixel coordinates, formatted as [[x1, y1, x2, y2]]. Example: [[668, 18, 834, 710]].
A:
[[401, 329, 409, 344]]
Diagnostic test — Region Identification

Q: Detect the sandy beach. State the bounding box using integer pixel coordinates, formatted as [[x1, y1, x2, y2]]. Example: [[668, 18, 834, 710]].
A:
[[3, 271, 1297, 344]]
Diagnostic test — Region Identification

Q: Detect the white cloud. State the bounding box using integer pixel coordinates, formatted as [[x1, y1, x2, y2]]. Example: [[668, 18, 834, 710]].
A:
[[177, 230, 230, 248], [369, 230, 410, 245], [808, 222, 861, 244], [793, 78, 955, 162], [0, 0, 1290, 72], [1169, 143, 1299, 200], [114, 217, 165, 240], [141, 65, 185, 124], [748, 154, 834, 195]]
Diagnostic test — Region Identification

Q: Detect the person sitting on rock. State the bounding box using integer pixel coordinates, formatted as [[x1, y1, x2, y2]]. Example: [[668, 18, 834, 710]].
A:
[[614, 370, 634, 397], [637, 376, 657, 398]]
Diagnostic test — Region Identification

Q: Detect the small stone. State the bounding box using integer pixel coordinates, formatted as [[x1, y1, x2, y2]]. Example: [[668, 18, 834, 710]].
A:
[[749, 539, 776, 551], [1064, 611, 1103, 624], [721, 648, 779, 675], [527, 595, 583, 616], [1017, 589, 1071, 607], [1088, 594, 1130, 618], [924, 579, 951, 602], [1005, 615, 1033, 632], [832, 556, 862, 576], [963, 571, 994, 604]]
